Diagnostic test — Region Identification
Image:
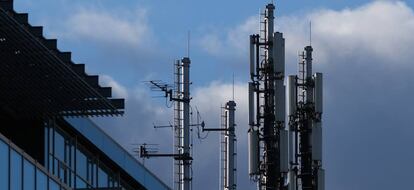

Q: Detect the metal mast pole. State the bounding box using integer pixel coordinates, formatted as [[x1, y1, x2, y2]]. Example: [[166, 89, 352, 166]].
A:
[[202, 100, 237, 190], [248, 3, 286, 190], [287, 45, 324, 190], [262, 4, 279, 190], [300, 46, 313, 189], [182, 57, 191, 190], [226, 101, 237, 190], [143, 57, 197, 190]]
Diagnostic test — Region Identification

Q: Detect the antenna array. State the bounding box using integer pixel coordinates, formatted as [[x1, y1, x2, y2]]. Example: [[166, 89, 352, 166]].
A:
[[247, 3, 324, 190]]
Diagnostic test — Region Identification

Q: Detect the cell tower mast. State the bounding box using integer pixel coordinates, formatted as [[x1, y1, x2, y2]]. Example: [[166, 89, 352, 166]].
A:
[[248, 3, 288, 190], [181, 57, 191, 190], [287, 45, 324, 190], [203, 101, 237, 190], [141, 57, 194, 190]]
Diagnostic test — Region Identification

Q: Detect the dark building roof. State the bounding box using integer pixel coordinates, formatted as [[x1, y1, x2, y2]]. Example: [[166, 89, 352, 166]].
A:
[[0, 0, 124, 118], [0, 1, 172, 190]]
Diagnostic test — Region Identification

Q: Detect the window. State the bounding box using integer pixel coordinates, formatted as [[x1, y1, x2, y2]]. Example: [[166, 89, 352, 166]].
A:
[[76, 176, 87, 189], [87, 159, 96, 186], [36, 170, 47, 190], [54, 130, 65, 162], [0, 139, 9, 190], [23, 159, 35, 190], [11, 149, 22, 190], [49, 179, 60, 190], [98, 166, 109, 188]]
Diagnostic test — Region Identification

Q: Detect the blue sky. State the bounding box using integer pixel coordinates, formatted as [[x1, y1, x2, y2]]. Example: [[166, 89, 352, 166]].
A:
[[13, 0, 414, 190]]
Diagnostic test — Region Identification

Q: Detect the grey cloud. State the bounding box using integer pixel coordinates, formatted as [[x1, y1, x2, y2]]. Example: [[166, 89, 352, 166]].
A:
[[93, 79, 175, 186], [198, 1, 414, 190], [96, 1, 414, 190]]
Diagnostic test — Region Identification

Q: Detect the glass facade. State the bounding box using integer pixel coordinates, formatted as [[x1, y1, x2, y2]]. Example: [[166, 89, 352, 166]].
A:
[[23, 159, 35, 190], [0, 138, 8, 190], [0, 136, 69, 190], [0, 119, 170, 190], [44, 121, 134, 190], [66, 118, 171, 190], [10, 150, 22, 190]]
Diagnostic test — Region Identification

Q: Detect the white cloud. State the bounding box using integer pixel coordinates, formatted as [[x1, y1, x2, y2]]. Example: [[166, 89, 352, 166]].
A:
[[64, 8, 151, 48], [199, 1, 414, 65], [93, 77, 174, 185], [100, 75, 129, 99], [195, 2, 414, 190], [198, 16, 258, 57], [91, 2, 414, 190], [282, 1, 414, 64]]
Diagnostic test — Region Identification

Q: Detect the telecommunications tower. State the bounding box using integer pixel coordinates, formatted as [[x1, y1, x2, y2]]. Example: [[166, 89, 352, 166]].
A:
[[141, 57, 195, 190], [248, 3, 288, 190], [287, 46, 324, 190], [247, 3, 324, 190], [202, 101, 237, 190]]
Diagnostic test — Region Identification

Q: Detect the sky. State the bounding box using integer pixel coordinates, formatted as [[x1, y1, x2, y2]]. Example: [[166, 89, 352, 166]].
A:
[[12, 0, 414, 190]]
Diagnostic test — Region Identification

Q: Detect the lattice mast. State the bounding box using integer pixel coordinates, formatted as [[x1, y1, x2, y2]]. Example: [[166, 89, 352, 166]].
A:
[[173, 58, 192, 190], [287, 46, 324, 190], [248, 3, 288, 190]]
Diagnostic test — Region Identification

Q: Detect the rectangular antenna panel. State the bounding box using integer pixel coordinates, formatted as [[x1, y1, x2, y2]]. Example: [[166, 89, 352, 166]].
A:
[[289, 126, 294, 163], [314, 73, 323, 114], [318, 168, 325, 190], [280, 129, 289, 173], [289, 170, 297, 190], [248, 129, 259, 175], [312, 122, 322, 161], [274, 81, 285, 122], [287, 75, 297, 116], [248, 82, 255, 126], [273, 32, 285, 74], [250, 35, 255, 76]]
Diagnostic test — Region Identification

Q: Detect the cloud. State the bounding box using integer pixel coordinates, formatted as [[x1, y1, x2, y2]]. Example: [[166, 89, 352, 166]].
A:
[[281, 0, 414, 66], [64, 7, 152, 49], [199, 1, 414, 66], [92, 78, 174, 186], [188, 81, 255, 189], [86, 1, 414, 190], [100, 75, 129, 99], [95, 77, 254, 189], [198, 16, 258, 57], [197, 1, 414, 190]]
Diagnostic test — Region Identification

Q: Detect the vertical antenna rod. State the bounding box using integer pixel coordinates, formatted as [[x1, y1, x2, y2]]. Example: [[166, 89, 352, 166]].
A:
[[187, 31, 191, 58], [232, 73, 235, 101], [309, 21, 312, 46]]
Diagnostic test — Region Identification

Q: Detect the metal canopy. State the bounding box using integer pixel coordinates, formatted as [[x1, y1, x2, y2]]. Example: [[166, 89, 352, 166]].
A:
[[0, 1, 124, 118]]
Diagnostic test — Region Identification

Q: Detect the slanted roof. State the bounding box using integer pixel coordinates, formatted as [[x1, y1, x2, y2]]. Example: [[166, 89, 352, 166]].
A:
[[0, 0, 124, 118]]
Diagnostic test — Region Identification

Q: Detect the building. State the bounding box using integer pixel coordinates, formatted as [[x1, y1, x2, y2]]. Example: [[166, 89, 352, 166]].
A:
[[0, 0, 171, 189]]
